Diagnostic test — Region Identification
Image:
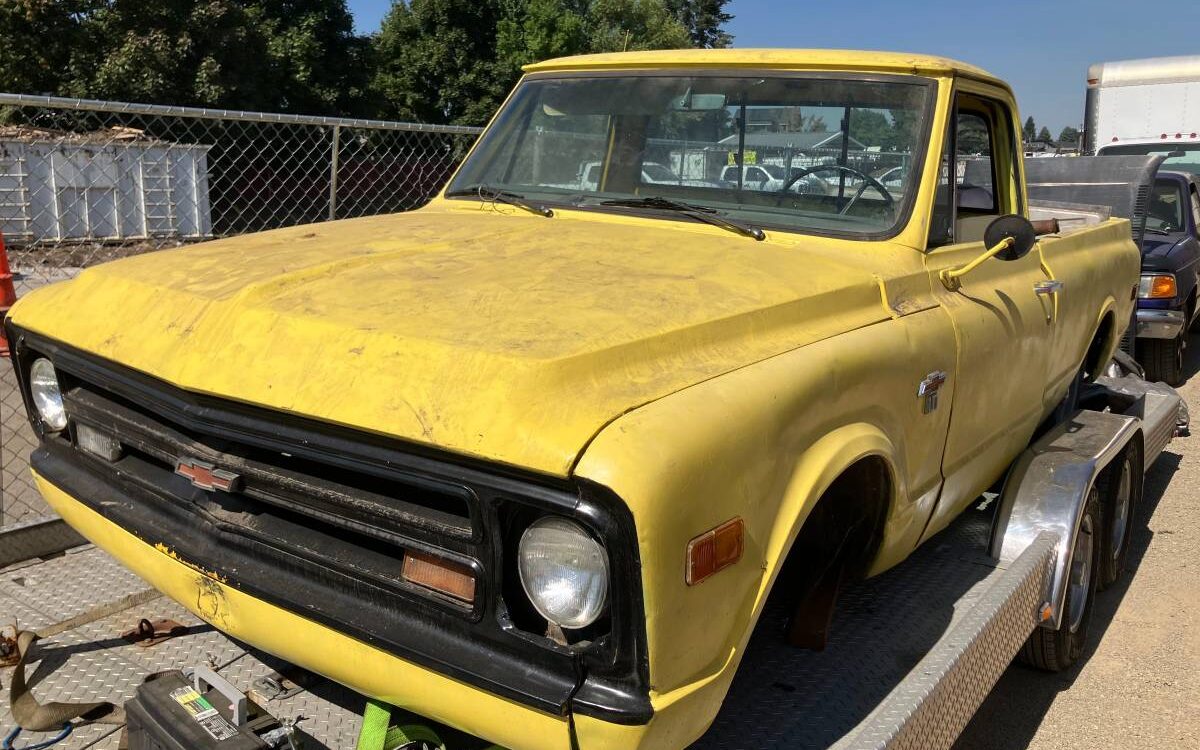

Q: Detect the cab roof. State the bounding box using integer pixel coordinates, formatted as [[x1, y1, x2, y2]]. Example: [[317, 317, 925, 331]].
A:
[[523, 48, 1006, 89]]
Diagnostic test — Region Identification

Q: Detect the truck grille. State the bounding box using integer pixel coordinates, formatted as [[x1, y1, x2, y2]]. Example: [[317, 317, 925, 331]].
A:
[[57, 373, 496, 612]]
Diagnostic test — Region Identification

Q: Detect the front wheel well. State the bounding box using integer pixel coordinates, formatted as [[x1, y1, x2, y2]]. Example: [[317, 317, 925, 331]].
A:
[[768, 456, 891, 646]]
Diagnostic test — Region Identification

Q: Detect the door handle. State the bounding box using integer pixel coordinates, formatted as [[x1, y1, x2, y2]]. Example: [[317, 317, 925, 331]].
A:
[[1035, 280, 1064, 295]]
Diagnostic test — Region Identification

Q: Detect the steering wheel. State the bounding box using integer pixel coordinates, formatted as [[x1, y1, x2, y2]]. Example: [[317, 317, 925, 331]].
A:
[[777, 164, 894, 214]]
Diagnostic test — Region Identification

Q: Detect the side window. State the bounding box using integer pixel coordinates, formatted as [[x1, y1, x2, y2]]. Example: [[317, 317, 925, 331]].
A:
[[928, 94, 1022, 248], [956, 113, 998, 215], [1190, 186, 1200, 230]]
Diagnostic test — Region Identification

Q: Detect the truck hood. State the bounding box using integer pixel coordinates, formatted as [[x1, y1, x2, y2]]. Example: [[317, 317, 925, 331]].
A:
[[12, 207, 893, 475], [1140, 232, 1188, 271]]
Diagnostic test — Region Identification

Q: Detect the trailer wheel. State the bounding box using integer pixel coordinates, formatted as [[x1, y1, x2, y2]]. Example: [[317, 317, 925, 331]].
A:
[[1098, 448, 1138, 590], [1140, 333, 1185, 385], [1019, 488, 1100, 672]]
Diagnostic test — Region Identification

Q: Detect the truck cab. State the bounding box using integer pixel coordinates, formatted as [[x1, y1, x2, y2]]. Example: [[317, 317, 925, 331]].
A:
[[6, 50, 1142, 750]]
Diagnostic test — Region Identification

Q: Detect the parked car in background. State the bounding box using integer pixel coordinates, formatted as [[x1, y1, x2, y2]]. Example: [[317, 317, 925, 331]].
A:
[[576, 161, 726, 191], [1086, 55, 1200, 175], [718, 163, 829, 195], [1135, 170, 1200, 383]]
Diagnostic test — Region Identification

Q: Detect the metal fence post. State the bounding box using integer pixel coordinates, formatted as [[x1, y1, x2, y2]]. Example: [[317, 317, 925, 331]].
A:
[[329, 124, 341, 222]]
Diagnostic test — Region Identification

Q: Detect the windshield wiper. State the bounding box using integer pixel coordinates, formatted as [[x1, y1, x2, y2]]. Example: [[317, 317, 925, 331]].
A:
[[444, 185, 553, 217], [599, 196, 765, 241]]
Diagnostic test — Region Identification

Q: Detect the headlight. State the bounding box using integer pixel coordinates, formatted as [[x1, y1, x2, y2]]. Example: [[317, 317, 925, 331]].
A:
[[1139, 274, 1177, 299], [518, 516, 609, 629], [29, 358, 67, 431]]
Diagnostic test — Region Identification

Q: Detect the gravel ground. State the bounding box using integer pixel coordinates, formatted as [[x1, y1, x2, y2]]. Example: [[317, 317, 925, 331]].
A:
[[956, 335, 1200, 750]]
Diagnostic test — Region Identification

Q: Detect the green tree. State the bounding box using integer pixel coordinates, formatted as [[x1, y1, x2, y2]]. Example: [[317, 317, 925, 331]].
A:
[[0, 1, 95, 96], [4, 1, 369, 116], [1037, 125, 1053, 143], [377, 0, 693, 126], [496, 0, 588, 80], [586, 0, 691, 53], [373, 0, 510, 125], [1058, 126, 1081, 145], [1022, 115, 1036, 143], [665, 0, 732, 48]]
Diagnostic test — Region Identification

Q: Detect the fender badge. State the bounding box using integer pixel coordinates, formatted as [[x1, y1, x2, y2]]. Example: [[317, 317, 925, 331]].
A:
[[176, 458, 242, 493], [918, 371, 948, 414]]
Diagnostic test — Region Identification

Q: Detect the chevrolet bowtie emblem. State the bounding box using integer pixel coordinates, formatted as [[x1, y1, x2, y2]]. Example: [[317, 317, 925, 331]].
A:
[[918, 371, 948, 414], [175, 458, 242, 493]]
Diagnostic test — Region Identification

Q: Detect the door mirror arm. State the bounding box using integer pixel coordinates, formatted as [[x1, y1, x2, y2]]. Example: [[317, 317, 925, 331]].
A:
[[939, 214, 1037, 291]]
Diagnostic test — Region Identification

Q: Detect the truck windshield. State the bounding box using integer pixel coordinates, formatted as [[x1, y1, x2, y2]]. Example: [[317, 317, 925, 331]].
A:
[[448, 73, 933, 238], [1101, 144, 1200, 176], [1148, 178, 1186, 232]]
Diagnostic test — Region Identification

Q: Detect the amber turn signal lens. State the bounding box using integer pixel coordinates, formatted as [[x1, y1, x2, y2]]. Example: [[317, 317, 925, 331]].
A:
[[685, 517, 744, 585], [402, 549, 476, 603], [1139, 274, 1177, 299]]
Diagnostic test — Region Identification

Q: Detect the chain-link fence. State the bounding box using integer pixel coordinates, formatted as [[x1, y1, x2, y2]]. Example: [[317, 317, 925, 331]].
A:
[[0, 92, 481, 276], [0, 92, 481, 526]]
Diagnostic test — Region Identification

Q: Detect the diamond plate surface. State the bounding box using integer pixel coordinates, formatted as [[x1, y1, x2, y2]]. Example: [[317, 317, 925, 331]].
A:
[[0, 546, 371, 749], [833, 535, 1054, 750], [691, 503, 1004, 749], [0, 547, 150, 623], [0, 517, 86, 567]]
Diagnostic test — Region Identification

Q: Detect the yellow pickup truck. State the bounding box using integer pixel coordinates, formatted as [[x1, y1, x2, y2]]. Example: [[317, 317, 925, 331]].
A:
[[6, 50, 1143, 749]]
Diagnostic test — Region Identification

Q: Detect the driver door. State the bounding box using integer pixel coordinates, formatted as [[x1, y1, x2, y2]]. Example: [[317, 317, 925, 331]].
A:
[[920, 92, 1056, 542]]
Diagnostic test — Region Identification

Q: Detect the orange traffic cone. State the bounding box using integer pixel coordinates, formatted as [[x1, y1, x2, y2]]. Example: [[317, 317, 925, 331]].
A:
[[0, 232, 17, 357]]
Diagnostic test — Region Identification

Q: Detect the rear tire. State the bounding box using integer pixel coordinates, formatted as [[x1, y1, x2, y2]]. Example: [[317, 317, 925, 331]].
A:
[[1140, 333, 1185, 386], [1097, 448, 1137, 590], [1019, 489, 1100, 672]]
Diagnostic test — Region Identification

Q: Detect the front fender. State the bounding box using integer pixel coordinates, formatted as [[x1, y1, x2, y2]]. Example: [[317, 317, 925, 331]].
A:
[[572, 307, 957, 746]]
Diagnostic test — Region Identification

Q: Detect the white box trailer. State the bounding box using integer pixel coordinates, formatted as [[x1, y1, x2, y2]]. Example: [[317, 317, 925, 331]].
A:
[[1085, 55, 1200, 173], [0, 136, 213, 244]]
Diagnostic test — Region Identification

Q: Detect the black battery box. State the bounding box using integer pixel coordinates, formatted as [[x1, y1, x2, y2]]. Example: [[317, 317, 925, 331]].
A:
[[124, 669, 288, 750]]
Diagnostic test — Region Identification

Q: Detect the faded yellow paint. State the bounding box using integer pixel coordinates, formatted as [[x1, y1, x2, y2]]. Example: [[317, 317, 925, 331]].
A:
[[12, 50, 1143, 750], [10, 206, 904, 478]]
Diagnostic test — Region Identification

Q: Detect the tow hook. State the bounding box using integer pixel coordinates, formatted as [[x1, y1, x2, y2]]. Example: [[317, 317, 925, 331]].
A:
[[120, 618, 187, 648]]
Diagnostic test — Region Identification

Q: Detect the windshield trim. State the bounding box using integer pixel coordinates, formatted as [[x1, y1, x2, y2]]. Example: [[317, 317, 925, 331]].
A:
[[445, 69, 940, 243]]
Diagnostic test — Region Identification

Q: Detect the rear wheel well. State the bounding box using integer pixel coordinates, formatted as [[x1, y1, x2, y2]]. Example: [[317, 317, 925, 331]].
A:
[[1084, 311, 1116, 380]]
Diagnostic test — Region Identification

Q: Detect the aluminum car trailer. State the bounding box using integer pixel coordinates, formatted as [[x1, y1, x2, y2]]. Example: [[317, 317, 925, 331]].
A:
[[0, 362, 1187, 750]]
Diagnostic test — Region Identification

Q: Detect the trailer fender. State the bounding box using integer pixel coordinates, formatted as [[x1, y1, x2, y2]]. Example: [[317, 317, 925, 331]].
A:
[[989, 409, 1139, 630]]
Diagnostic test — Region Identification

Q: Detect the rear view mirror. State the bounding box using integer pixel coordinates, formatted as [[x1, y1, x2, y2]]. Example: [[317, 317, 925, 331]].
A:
[[984, 214, 1037, 261], [670, 89, 727, 111]]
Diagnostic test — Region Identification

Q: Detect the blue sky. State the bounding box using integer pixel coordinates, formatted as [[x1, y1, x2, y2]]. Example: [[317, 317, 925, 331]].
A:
[[347, 0, 1200, 135]]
